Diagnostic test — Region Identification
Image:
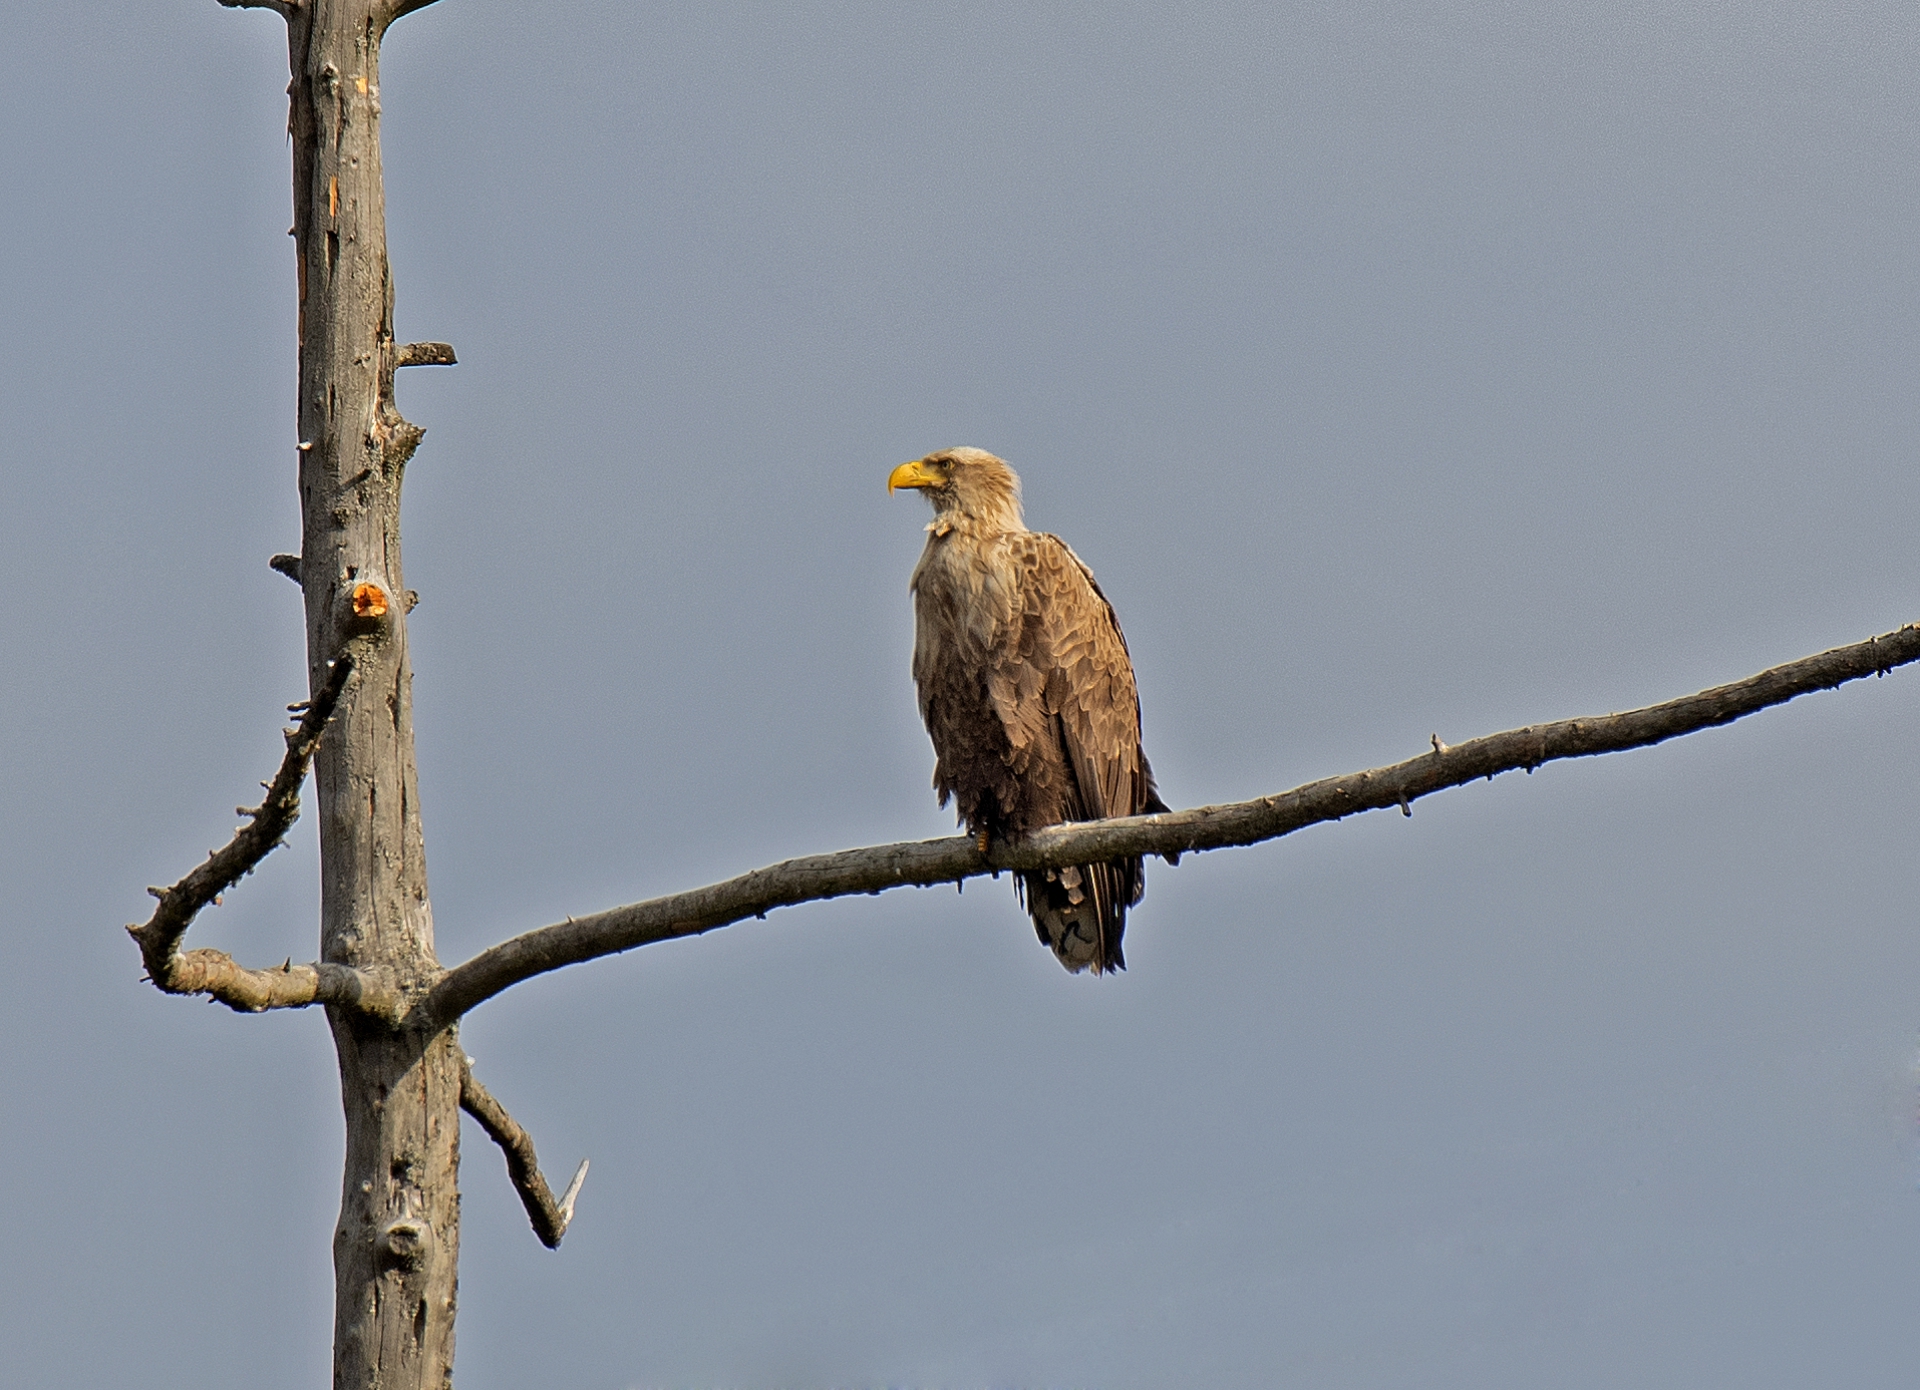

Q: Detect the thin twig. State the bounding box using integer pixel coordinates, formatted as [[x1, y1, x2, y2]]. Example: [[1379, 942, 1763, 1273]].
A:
[[417, 623, 1920, 1028], [127, 656, 397, 1018], [458, 1057, 586, 1249]]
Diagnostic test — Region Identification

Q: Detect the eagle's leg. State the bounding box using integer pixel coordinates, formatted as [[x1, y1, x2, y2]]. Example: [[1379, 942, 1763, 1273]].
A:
[[976, 829, 990, 855]]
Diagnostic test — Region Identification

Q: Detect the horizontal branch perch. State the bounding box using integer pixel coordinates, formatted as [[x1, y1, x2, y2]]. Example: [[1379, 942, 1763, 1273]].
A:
[[459, 1058, 587, 1249], [127, 655, 398, 1019], [417, 623, 1920, 1026]]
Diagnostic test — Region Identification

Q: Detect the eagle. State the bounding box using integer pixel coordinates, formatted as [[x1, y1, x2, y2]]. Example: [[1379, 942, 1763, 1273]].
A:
[[889, 447, 1168, 973]]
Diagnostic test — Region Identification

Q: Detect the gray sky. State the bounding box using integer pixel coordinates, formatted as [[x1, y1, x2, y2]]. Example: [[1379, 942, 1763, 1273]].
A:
[[4, 2, 1919, 1386]]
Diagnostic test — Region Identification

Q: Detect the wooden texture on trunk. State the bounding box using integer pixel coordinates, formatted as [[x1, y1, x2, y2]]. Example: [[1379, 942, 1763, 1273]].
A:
[[284, 2, 458, 1385]]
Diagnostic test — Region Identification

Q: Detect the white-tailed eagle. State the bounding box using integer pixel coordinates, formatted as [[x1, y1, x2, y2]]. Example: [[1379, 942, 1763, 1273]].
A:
[[889, 448, 1168, 973]]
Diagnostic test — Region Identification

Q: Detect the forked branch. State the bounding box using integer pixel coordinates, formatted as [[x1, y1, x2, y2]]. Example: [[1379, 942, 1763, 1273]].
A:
[[416, 623, 1920, 1027], [459, 1058, 589, 1249], [127, 656, 397, 1018]]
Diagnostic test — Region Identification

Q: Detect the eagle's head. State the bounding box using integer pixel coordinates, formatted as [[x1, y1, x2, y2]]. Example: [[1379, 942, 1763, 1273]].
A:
[[888, 447, 1024, 532]]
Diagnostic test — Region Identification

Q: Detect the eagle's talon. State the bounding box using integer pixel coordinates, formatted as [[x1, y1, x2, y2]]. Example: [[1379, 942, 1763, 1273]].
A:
[[976, 830, 991, 855]]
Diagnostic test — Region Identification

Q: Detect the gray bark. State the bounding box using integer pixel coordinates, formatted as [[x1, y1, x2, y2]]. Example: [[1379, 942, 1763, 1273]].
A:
[[283, 2, 460, 1385]]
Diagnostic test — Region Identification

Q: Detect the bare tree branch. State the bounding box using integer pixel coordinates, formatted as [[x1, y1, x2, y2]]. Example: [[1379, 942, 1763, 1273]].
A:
[[383, 0, 444, 25], [217, 0, 294, 17], [127, 655, 399, 1019], [416, 623, 1920, 1027], [393, 341, 457, 368], [459, 1057, 588, 1249]]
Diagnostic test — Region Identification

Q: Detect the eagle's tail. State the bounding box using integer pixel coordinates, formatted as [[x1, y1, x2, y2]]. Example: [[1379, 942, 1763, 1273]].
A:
[[1018, 857, 1144, 974]]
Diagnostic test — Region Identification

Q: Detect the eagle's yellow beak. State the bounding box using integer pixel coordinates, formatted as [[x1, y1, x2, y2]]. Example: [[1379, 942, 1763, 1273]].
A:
[[888, 459, 939, 494]]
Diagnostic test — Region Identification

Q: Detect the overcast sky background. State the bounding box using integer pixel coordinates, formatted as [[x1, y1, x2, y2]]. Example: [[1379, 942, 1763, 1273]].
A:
[[4, 1, 1920, 1386]]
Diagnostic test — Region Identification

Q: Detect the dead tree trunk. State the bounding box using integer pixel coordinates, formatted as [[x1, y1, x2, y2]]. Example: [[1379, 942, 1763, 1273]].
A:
[[284, 1, 459, 1384]]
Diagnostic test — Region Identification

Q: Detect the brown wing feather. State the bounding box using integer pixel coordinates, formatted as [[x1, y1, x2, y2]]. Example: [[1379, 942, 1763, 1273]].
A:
[[909, 520, 1163, 974], [995, 534, 1163, 972]]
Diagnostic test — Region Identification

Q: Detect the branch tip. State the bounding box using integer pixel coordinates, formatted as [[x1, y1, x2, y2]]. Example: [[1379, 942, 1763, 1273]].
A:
[[557, 1159, 590, 1226], [459, 1060, 580, 1248], [393, 341, 457, 368]]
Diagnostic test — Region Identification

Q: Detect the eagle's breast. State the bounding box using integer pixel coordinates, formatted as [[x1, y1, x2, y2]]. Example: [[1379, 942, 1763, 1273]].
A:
[[909, 526, 1024, 672]]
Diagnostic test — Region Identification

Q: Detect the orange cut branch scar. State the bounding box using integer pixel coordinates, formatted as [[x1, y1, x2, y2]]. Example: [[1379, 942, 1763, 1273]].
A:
[[351, 582, 389, 618]]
